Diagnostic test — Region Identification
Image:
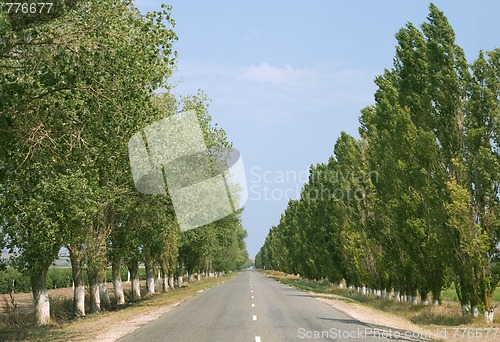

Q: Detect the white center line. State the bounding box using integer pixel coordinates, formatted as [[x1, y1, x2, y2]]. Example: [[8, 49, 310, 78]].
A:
[[251, 295, 254, 299], [251, 290, 253, 293], [253, 315, 257, 321], [255, 336, 261, 342], [252, 303, 255, 307]]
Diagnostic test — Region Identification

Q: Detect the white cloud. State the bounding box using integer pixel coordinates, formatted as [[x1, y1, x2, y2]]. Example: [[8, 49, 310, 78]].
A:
[[242, 63, 313, 85], [170, 60, 378, 126]]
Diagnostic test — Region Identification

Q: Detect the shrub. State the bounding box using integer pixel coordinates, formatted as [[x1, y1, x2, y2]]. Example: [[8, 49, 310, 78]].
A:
[[0, 268, 30, 294]]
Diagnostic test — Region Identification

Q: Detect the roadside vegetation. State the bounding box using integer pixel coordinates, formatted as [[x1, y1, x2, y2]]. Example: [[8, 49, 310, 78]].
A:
[[257, 3, 500, 323], [261, 270, 500, 328], [0, 272, 237, 342], [1, 0, 249, 329]]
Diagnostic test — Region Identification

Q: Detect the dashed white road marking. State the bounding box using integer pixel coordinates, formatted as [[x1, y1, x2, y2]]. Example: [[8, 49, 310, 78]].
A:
[[251, 290, 253, 293], [251, 295, 254, 299], [252, 303, 255, 307], [255, 336, 261, 342], [253, 315, 257, 321]]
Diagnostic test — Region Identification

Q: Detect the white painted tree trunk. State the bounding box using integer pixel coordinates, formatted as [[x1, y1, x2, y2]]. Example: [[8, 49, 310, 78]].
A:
[[472, 306, 479, 318], [145, 257, 155, 295], [112, 262, 125, 305], [412, 296, 418, 305], [188, 274, 194, 283], [163, 276, 169, 292], [433, 299, 439, 306], [100, 282, 111, 308], [69, 248, 85, 316], [168, 276, 175, 290], [361, 286, 366, 295], [132, 278, 141, 300], [74, 284, 85, 316], [462, 304, 470, 316], [197, 274, 201, 282], [129, 262, 141, 301], [177, 276, 183, 287], [31, 269, 50, 325], [71, 266, 85, 316], [394, 291, 400, 302], [90, 281, 101, 313], [146, 277, 155, 294], [484, 309, 494, 324]]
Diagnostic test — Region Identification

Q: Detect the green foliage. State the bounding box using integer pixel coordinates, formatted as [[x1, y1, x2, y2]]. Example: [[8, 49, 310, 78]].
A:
[[0, 268, 75, 294], [1, 0, 248, 323], [0, 268, 31, 293], [257, 3, 500, 315]]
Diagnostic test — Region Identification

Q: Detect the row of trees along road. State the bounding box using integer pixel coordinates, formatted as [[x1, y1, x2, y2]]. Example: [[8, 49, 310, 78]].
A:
[[0, 1, 249, 325], [256, 4, 500, 322]]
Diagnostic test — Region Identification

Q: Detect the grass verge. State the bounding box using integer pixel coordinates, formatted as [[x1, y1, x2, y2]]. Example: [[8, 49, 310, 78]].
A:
[[259, 270, 499, 329]]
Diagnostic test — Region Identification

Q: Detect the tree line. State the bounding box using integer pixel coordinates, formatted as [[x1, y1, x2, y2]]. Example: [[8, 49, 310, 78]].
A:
[[0, 0, 248, 325], [256, 4, 500, 321]]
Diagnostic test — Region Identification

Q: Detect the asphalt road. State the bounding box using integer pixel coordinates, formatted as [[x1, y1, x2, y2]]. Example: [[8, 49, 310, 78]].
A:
[[118, 270, 400, 342]]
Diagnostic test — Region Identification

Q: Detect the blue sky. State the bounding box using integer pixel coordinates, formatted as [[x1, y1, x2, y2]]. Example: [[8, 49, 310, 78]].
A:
[[135, 0, 500, 258]]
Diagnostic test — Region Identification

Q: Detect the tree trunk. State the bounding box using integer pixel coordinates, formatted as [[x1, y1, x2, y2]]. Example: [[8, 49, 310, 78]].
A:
[[461, 304, 470, 316], [485, 308, 495, 324], [160, 265, 169, 292], [69, 248, 85, 317], [162, 276, 169, 292], [420, 289, 429, 305], [431, 288, 441, 305], [177, 275, 183, 287], [89, 272, 101, 313], [128, 261, 141, 301], [472, 306, 479, 318], [99, 282, 111, 309], [31, 267, 50, 325], [168, 276, 175, 290], [411, 289, 418, 305], [144, 256, 155, 295], [112, 260, 125, 305]]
